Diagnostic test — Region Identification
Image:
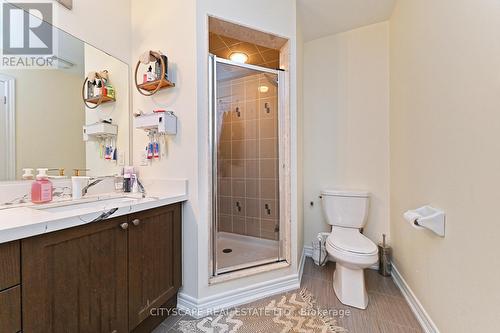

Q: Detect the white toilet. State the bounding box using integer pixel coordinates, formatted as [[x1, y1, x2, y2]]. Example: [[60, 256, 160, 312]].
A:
[[321, 189, 378, 309]]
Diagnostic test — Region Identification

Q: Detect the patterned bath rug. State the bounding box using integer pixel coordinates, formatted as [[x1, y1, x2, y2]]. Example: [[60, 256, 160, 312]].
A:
[[172, 288, 347, 333]]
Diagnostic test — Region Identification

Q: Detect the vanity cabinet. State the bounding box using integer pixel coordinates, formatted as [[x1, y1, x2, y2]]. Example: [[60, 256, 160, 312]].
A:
[[22, 216, 129, 333], [0, 241, 21, 333], [20, 203, 182, 333], [128, 204, 182, 330]]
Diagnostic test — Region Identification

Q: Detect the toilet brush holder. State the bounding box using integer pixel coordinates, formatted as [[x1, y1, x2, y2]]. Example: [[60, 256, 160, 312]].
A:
[[378, 234, 392, 277], [312, 232, 330, 266]]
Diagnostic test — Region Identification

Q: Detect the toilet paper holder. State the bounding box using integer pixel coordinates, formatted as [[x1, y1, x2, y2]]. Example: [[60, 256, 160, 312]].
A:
[[403, 205, 445, 237]]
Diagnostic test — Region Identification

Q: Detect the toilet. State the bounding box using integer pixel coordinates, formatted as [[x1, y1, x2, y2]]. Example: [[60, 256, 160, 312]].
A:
[[321, 189, 378, 309]]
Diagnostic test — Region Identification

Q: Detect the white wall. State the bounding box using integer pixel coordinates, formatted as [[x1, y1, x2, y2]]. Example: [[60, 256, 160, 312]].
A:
[[52, 0, 131, 62], [130, 0, 199, 297], [390, 0, 500, 331], [84, 44, 130, 177], [130, 0, 298, 301], [303, 22, 390, 246], [195, 0, 298, 300], [296, 15, 304, 259]]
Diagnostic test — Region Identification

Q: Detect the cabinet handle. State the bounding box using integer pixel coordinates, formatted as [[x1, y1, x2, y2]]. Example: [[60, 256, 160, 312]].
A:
[[120, 222, 129, 230], [132, 219, 141, 226]]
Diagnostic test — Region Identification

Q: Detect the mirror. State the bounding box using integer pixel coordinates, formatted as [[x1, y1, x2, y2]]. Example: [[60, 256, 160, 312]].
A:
[[0, 8, 130, 181]]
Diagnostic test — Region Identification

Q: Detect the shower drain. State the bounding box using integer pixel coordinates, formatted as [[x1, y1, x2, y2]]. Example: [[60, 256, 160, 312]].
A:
[[222, 248, 232, 254]]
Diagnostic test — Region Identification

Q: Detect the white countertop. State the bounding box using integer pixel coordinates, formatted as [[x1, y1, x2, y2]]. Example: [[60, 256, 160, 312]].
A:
[[0, 179, 188, 244]]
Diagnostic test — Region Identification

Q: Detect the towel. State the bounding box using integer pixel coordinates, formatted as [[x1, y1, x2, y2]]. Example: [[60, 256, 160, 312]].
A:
[[99, 70, 109, 81], [139, 50, 157, 64], [87, 71, 97, 81]]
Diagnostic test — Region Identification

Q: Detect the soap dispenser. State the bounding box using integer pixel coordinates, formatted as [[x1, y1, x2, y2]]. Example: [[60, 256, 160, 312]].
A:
[[31, 168, 53, 204]]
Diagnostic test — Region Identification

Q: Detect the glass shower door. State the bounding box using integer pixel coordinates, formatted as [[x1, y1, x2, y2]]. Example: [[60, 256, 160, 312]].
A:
[[210, 56, 284, 275]]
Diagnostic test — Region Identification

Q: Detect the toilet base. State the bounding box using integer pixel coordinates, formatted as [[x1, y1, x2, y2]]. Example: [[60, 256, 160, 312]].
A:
[[333, 263, 369, 309]]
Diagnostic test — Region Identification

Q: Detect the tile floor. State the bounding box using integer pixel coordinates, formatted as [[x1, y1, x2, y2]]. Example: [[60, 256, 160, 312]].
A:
[[153, 257, 423, 332]]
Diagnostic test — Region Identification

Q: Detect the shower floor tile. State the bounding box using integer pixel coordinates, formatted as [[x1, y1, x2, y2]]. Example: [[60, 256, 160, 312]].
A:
[[216, 232, 279, 272]]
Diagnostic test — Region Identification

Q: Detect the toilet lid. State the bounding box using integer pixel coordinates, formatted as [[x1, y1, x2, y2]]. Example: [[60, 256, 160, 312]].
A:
[[327, 228, 378, 255]]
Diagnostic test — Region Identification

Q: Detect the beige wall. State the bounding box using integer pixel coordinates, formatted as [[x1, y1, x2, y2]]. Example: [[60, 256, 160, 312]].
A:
[[303, 22, 390, 247], [390, 0, 500, 331], [1, 69, 85, 178]]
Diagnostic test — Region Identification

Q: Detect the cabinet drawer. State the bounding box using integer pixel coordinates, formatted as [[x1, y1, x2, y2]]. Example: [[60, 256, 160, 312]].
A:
[[0, 285, 21, 333], [0, 241, 20, 290]]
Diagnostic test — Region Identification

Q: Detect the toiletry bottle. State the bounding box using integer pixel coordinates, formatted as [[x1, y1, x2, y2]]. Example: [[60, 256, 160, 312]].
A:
[[94, 79, 102, 96], [31, 168, 53, 204], [87, 80, 94, 98], [146, 66, 155, 82], [22, 168, 34, 180], [132, 174, 139, 193], [155, 55, 169, 80], [123, 174, 131, 193], [106, 84, 115, 99], [123, 166, 134, 193]]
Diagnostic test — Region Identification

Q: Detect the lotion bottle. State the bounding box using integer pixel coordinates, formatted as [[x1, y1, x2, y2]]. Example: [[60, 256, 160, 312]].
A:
[[31, 168, 53, 204]]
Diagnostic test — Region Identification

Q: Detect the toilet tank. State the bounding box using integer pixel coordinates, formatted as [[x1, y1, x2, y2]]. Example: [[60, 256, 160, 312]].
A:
[[321, 190, 370, 228]]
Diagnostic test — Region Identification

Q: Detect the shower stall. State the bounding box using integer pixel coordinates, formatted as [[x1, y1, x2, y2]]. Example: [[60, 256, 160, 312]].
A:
[[209, 55, 287, 276]]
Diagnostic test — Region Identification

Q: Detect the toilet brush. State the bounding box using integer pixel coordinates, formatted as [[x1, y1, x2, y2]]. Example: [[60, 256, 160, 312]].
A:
[[378, 234, 392, 276]]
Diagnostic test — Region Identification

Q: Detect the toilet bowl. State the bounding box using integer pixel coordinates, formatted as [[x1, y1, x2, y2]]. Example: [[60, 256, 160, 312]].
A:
[[321, 189, 378, 309]]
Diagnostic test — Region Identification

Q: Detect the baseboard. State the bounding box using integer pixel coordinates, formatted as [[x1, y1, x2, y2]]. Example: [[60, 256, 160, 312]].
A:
[[298, 247, 306, 284], [303, 245, 379, 270], [303, 245, 313, 257], [391, 264, 440, 333], [303, 245, 437, 332], [178, 253, 306, 319]]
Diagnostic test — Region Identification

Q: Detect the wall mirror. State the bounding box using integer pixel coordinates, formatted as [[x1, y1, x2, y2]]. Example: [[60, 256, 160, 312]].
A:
[[0, 5, 130, 181]]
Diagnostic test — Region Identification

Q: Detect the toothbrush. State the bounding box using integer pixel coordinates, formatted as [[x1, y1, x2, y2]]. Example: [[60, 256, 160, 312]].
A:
[[153, 134, 160, 159], [112, 138, 118, 161]]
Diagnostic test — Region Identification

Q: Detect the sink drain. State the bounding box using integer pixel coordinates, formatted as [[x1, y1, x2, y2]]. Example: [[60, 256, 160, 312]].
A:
[[222, 248, 232, 254]]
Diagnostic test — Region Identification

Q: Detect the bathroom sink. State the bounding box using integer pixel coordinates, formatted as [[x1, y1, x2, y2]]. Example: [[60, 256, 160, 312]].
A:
[[32, 196, 139, 213]]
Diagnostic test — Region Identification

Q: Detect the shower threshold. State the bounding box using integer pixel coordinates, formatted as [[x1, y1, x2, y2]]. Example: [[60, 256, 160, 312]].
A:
[[216, 232, 280, 274]]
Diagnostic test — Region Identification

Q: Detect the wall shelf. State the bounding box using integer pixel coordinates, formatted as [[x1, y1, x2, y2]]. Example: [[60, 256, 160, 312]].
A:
[[85, 95, 116, 105], [82, 70, 116, 109], [134, 51, 174, 96], [83, 123, 118, 141], [137, 79, 175, 92]]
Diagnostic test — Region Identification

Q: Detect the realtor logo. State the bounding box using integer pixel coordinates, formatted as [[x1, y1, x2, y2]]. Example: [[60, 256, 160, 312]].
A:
[[2, 2, 53, 55]]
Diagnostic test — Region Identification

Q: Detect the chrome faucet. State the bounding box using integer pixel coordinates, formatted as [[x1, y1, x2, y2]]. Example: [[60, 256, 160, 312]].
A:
[[81, 175, 117, 197], [1, 194, 29, 206], [136, 178, 146, 198], [80, 175, 146, 199]]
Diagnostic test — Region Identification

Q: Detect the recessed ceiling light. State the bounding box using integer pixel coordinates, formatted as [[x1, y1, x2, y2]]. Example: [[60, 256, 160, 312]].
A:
[[258, 85, 269, 93], [229, 52, 248, 64]]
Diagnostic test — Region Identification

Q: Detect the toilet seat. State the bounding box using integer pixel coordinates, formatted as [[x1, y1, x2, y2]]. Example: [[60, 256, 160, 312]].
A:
[[326, 227, 377, 255]]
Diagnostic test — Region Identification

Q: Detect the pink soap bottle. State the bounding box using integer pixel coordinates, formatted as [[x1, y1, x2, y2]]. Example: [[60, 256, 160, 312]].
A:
[[31, 168, 53, 204]]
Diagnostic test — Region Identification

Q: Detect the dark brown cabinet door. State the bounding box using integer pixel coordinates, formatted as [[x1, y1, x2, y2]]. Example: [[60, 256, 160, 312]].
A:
[[0, 286, 21, 333], [22, 216, 129, 333], [128, 204, 182, 330], [0, 241, 20, 290]]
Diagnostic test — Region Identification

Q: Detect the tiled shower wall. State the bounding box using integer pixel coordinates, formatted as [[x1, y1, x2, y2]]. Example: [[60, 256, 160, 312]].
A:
[[217, 73, 279, 241]]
